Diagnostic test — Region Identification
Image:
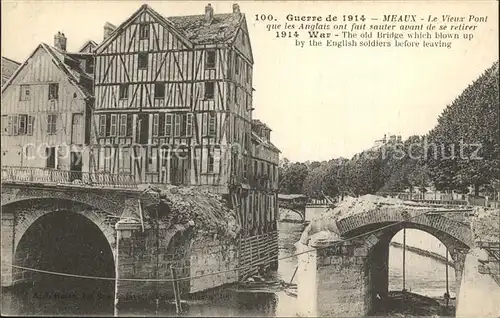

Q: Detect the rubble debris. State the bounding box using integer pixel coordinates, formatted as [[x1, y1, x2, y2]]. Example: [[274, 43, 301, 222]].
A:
[[469, 206, 500, 243], [143, 185, 241, 240]]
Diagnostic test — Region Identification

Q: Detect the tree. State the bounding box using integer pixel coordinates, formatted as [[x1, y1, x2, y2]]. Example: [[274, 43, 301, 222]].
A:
[[279, 161, 309, 194]]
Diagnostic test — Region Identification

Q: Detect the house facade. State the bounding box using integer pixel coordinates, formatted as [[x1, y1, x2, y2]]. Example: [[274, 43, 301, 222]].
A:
[[1, 33, 94, 178], [91, 4, 277, 228]]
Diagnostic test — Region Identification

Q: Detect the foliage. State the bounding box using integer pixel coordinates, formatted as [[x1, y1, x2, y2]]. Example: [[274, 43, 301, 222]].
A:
[[277, 62, 498, 198]]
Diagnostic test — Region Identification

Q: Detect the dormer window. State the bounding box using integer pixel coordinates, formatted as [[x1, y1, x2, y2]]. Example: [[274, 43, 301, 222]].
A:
[[205, 50, 216, 69], [139, 23, 149, 40]]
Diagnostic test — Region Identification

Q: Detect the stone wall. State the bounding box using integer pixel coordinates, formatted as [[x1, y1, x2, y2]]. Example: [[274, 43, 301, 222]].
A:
[[1, 212, 15, 286], [315, 243, 370, 317], [115, 224, 190, 303], [189, 237, 238, 293]]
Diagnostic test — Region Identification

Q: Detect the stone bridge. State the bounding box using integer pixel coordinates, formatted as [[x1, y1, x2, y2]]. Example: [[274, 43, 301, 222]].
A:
[[1, 182, 153, 288], [296, 205, 478, 317], [1, 179, 243, 304]]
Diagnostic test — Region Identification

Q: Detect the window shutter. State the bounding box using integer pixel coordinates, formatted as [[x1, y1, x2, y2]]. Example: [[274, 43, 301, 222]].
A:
[[126, 115, 133, 137], [165, 114, 173, 136], [174, 114, 181, 137], [152, 113, 159, 136], [201, 147, 208, 173], [110, 114, 117, 136], [202, 113, 208, 136], [99, 115, 106, 136], [27, 116, 34, 135], [213, 147, 221, 173], [11, 115, 18, 135], [186, 113, 193, 136]]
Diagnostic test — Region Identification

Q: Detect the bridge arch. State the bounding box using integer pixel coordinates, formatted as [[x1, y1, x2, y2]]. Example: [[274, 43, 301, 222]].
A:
[[299, 207, 473, 317], [2, 198, 117, 287]]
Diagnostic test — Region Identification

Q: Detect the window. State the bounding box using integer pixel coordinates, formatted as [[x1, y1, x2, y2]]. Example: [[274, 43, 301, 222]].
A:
[[6, 115, 30, 135], [234, 85, 238, 103], [154, 83, 165, 99], [208, 147, 214, 173], [205, 82, 214, 100], [246, 64, 251, 83], [173, 113, 192, 137], [119, 84, 129, 99], [208, 112, 216, 136], [7, 116, 16, 135], [99, 114, 106, 137], [20, 85, 30, 101], [46, 147, 56, 168], [119, 114, 127, 136], [205, 50, 216, 69], [139, 23, 149, 40], [126, 114, 133, 137], [110, 114, 117, 136], [152, 113, 159, 136], [48, 84, 59, 100], [138, 53, 148, 69], [165, 114, 173, 136], [71, 113, 83, 143], [18, 115, 27, 135], [47, 114, 57, 134], [1, 116, 7, 135], [235, 57, 239, 74]]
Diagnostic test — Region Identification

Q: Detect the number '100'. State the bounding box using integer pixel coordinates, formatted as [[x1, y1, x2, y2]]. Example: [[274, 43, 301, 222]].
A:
[[255, 14, 274, 21]]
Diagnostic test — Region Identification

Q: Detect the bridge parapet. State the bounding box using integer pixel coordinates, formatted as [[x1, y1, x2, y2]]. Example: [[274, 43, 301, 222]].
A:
[[1, 166, 137, 189]]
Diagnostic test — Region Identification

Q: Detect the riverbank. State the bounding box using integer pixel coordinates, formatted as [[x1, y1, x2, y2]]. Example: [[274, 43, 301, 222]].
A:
[[390, 241, 455, 268]]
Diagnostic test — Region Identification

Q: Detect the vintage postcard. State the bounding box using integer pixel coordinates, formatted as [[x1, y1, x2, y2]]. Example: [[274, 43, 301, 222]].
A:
[[1, 0, 499, 317]]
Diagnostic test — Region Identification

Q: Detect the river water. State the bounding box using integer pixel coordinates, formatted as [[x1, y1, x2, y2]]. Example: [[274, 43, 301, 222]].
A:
[[1, 223, 455, 316]]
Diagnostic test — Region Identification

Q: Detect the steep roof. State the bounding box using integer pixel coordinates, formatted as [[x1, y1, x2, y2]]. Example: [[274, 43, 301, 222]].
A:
[[78, 40, 98, 53], [2, 43, 93, 98], [1, 57, 20, 87], [96, 4, 246, 53], [167, 12, 243, 45]]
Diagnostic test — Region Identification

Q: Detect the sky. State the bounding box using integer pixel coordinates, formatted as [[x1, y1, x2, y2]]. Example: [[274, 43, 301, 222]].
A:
[[2, 1, 498, 162]]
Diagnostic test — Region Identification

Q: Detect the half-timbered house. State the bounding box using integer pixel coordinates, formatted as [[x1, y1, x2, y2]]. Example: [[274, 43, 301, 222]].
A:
[[91, 3, 280, 275], [1, 32, 94, 179]]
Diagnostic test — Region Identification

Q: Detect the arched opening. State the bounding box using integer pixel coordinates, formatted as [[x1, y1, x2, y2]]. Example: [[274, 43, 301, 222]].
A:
[[389, 229, 455, 298], [11, 211, 115, 315], [367, 226, 459, 316]]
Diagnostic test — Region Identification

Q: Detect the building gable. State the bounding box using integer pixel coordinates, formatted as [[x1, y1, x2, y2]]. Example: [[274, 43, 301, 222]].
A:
[[79, 40, 98, 53], [231, 16, 253, 64], [2, 44, 89, 100], [96, 5, 192, 55]]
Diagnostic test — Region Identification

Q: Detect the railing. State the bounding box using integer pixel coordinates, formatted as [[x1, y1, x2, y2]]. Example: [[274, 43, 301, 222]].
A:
[[1, 166, 138, 189], [376, 191, 499, 207]]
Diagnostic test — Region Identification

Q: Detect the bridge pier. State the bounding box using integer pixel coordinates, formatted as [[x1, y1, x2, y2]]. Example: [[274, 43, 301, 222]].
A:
[[297, 240, 375, 317], [1, 211, 15, 286], [297, 231, 468, 317]]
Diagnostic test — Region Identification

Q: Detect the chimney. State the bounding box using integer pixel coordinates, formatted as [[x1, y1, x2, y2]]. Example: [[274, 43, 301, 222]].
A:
[[205, 3, 214, 25], [103, 22, 116, 40], [233, 3, 240, 15], [54, 32, 67, 51]]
